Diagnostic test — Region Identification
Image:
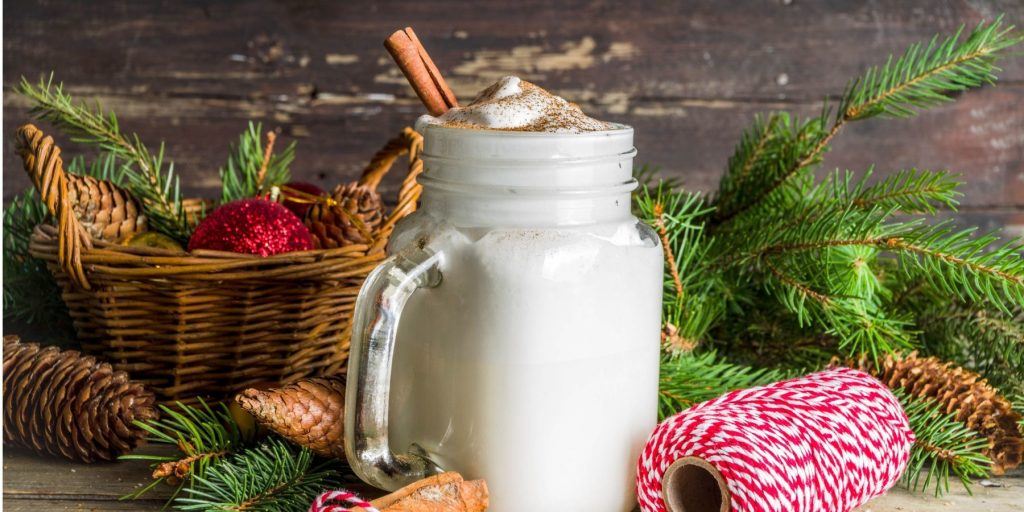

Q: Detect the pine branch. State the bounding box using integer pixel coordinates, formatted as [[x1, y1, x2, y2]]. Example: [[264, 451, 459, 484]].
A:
[[723, 202, 1023, 347], [658, 351, 793, 419], [842, 17, 1023, 120], [714, 113, 783, 210], [887, 223, 1024, 314], [121, 400, 254, 502], [904, 282, 1024, 395], [176, 438, 338, 512], [709, 292, 841, 370], [220, 122, 295, 203], [761, 253, 914, 359], [712, 18, 1020, 227], [635, 184, 725, 349], [639, 186, 710, 298], [898, 391, 990, 496], [17, 74, 192, 243], [846, 168, 962, 214], [712, 111, 828, 225]]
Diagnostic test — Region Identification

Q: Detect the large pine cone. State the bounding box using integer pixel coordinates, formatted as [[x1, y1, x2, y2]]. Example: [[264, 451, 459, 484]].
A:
[[235, 377, 345, 459], [2, 335, 158, 462], [16, 123, 147, 242], [843, 351, 1023, 474], [304, 183, 384, 249]]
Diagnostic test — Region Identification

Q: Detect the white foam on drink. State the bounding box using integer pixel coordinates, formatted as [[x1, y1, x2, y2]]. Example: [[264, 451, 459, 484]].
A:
[[418, 76, 614, 133]]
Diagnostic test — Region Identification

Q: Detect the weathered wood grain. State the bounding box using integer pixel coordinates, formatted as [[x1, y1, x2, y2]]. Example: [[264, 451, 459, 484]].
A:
[[3, 446, 1022, 511], [1, 445, 378, 505], [4, 0, 1023, 222], [3, 499, 166, 511]]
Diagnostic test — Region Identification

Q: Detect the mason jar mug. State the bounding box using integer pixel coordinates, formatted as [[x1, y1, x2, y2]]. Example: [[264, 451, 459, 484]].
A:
[[345, 123, 663, 511]]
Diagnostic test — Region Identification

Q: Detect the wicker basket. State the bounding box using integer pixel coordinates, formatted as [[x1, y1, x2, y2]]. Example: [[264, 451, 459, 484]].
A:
[[23, 127, 424, 403]]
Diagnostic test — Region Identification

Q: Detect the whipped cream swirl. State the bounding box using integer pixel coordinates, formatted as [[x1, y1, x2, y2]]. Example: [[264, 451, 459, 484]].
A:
[[417, 76, 614, 133]]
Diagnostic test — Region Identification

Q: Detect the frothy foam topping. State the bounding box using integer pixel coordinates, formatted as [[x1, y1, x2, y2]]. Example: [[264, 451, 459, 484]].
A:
[[418, 76, 614, 133]]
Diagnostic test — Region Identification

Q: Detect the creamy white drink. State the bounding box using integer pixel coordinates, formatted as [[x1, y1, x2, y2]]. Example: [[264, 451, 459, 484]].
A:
[[347, 77, 662, 512]]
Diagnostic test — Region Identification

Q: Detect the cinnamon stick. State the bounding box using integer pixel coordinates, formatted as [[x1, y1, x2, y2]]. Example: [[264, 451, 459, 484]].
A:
[[403, 28, 459, 110], [384, 27, 458, 116], [360, 472, 489, 512]]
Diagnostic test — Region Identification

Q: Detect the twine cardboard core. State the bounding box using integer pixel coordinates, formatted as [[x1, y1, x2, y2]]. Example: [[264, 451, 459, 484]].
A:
[[661, 457, 730, 512]]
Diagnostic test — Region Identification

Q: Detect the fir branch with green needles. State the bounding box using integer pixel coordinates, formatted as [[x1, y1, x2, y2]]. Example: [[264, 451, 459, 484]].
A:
[[220, 122, 295, 203], [897, 391, 991, 496], [847, 168, 962, 214], [658, 351, 795, 419], [840, 17, 1022, 121], [711, 16, 1023, 226], [176, 438, 339, 512], [642, 17, 1024, 495], [17, 74, 192, 243], [123, 401, 341, 511], [121, 400, 255, 502], [904, 281, 1024, 397], [635, 184, 725, 352]]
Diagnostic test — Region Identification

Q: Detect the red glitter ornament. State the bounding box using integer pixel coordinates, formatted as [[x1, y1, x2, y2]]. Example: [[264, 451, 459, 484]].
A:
[[280, 181, 327, 217], [189, 199, 313, 256]]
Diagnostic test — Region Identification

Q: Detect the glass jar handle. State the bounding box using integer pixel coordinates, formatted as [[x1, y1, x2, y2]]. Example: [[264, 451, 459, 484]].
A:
[[344, 242, 444, 490]]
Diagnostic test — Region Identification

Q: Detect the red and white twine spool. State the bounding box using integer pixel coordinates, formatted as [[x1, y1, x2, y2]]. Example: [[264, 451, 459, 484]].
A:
[[309, 489, 379, 512], [637, 368, 915, 512]]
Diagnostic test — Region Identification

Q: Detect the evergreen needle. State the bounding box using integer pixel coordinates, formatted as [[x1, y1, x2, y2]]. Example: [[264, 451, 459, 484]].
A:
[[17, 74, 192, 243], [220, 122, 295, 203], [898, 391, 990, 496]]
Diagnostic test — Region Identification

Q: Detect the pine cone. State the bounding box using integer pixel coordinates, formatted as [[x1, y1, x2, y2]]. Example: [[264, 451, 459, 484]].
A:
[[842, 351, 1023, 474], [2, 335, 158, 462], [16, 123, 147, 242], [235, 377, 345, 459], [67, 173, 148, 242], [304, 183, 384, 249]]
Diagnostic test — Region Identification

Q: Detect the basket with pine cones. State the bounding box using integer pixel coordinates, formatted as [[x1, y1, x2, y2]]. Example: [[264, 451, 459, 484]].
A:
[[7, 77, 425, 404]]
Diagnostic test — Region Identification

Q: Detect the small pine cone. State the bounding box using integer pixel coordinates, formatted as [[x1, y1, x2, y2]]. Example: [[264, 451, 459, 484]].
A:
[[16, 123, 147, 242], [235, 377, 345, 459], [67, 173, 148, 242], [304, 183, 384, 249], [841, 351, 1023, 474], [2, 335, 158, 462]]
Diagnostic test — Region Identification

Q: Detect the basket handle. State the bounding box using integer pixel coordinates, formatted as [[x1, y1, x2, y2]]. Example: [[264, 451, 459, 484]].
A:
[[15, 124, 93, 289], [357, 128, 425, 240]]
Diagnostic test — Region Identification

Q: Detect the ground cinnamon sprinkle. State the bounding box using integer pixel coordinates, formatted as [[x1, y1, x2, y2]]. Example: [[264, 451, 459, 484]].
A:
[[434, 77, 615, 133]]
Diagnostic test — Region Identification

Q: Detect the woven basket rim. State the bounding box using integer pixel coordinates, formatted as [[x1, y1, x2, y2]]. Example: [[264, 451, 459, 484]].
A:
[[19, 127, 424, 287]]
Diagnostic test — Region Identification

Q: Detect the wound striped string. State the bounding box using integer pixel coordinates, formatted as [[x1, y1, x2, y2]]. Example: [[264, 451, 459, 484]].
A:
[[636, 368, 915, 512]]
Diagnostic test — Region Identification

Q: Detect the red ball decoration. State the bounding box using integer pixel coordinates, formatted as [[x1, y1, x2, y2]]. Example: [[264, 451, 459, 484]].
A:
[[281, 181, 326, 217], [188, 198, 314, 256]]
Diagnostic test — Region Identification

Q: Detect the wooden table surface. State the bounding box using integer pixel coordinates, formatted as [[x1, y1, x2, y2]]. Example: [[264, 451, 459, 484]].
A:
[[4, 446, 1022, 511]]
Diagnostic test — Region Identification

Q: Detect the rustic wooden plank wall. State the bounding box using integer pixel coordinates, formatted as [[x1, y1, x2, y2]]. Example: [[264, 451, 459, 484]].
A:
[[4, 0, 1023, 232]]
